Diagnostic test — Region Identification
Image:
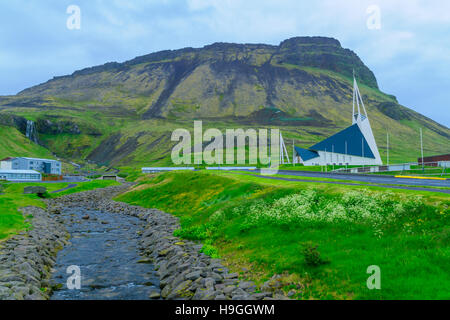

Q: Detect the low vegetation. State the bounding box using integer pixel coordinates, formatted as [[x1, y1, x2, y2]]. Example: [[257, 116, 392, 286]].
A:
[[0, 125, 54, 160], [0, 180, 119, 240], [116, 171, 449, 299]]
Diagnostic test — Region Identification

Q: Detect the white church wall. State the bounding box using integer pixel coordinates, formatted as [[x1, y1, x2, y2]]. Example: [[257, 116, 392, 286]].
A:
[[301, 151, 382, 166]]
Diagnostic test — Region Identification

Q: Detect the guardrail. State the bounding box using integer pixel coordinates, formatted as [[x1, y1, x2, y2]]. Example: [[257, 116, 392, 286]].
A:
[[332, 161, 448, 177], [142, 167, 195, 173], [205, 167, 257, 171]]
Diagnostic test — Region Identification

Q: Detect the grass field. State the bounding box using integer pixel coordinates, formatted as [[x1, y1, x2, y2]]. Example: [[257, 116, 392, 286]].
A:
[[116, 171, 450, 299], [0, 180, 119, 241], [372, 165, 449, 177], [0, 125, 55, 160]]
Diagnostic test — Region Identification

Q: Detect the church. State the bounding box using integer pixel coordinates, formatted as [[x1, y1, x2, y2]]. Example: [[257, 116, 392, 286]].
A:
[[293, 76, 382, 166]]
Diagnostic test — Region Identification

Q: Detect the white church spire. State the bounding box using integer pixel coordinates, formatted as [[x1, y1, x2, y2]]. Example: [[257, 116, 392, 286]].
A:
[[352, 72, 368, 124], [352, 74, 382, 164]]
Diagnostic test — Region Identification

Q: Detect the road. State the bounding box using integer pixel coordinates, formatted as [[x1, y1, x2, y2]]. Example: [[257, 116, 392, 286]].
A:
[[50, 184, 78, 194], [236, 169, 450, 194], [272, 170, 449, 187]]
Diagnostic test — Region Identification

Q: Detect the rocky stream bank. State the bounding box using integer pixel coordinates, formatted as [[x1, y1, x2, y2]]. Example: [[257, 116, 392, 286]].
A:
[[1, 184, 292, 300]]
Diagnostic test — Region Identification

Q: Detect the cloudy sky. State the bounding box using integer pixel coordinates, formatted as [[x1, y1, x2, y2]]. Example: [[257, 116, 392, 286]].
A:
[[1, 0, 449, 126]]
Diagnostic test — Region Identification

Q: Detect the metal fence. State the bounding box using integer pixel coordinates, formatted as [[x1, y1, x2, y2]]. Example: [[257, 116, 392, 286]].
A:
[[332, 161, 448, 176]]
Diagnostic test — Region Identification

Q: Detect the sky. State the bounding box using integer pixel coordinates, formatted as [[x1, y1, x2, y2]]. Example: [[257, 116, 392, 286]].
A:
[[0, 0, 449, 126]]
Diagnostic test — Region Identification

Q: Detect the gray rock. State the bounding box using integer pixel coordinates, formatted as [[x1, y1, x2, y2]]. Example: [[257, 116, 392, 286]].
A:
[[273, 293, 291, 300], [232, 295, 249, 300], [238, 281, 256, 292], [198, 289, 217, 300], [287, 289, 296, 297], [204, 277, 216, 289], [167, 280, 193, 299], [149, 290, 161, 299], [185, 271, 202, 281], [232, 288, 248, 298], [23, 186, 47, 195], [0, 286, 13, 299], [224, 272, 239, 279]]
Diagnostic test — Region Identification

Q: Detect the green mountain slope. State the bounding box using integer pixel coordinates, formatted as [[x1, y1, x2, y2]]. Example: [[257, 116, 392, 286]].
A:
[[0, 125, 54, 160], [0, 36, 448, 166]]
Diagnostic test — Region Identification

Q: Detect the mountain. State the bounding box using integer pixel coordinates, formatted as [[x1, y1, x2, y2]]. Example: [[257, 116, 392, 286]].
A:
[[0, 36, 448, 166]]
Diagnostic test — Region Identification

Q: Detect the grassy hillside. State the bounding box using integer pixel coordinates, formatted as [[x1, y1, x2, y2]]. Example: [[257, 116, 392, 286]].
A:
[[0, 180, 119, 241], [0, 125, 55, 160], [0, 37, 447, 166], [116, 171, 450, 299]]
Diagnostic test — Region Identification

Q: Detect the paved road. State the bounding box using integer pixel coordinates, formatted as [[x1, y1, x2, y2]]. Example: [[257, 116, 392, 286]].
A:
[[258, 169, 450, 188], [51, 184, 78, 194], [236, 173, 450, 194], [230, 169, 449, 194]]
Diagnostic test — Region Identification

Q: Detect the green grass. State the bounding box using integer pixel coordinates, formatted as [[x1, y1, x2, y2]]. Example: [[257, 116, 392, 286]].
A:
[[116, 171, 450, 299], [0, 180, 119, 241], [370, 165, 449, 177], [0, 125, 55, 159], [49, 180, 120, 197]]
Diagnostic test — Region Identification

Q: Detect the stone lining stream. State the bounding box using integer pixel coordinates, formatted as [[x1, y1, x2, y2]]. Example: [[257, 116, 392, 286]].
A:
[[1, 184, 290, 300]]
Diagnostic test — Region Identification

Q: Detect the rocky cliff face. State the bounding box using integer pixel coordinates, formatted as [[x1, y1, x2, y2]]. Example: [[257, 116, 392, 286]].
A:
[[13, 37, 378, 122]]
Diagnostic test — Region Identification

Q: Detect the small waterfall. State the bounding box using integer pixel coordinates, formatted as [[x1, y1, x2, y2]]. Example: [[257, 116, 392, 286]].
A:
[[25, 120, 38, 143]]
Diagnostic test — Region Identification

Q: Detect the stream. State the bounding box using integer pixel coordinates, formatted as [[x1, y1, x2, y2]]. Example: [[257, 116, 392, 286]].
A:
[[50, 207, 160, 300]]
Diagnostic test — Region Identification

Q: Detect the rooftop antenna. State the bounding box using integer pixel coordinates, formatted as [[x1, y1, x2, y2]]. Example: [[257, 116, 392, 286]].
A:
[[386, 131, 389, 165], [420, 128, 424, 172]]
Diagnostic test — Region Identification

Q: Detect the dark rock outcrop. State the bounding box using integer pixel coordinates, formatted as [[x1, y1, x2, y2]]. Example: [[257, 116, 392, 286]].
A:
[[23, 186, 47, 195], [36, 118, 81, 135]]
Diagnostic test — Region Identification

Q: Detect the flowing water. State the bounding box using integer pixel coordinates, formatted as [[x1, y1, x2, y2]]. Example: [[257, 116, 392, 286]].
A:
[[50, 207, 160, 300], [25, 120, 38, 143]]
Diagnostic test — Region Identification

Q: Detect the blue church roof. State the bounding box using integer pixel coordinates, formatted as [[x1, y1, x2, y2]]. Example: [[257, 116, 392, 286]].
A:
[[294, 146, 320, 161], [309, 123, 375, 159]]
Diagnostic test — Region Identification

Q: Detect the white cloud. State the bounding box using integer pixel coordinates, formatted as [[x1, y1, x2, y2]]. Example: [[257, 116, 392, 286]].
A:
[[0, 0, 448, 125]]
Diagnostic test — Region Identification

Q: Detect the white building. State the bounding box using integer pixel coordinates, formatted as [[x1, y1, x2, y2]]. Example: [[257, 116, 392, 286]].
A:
[[0, 169, 42, 181], [294, 76, 382, 166], [0, 157, 61, 175]]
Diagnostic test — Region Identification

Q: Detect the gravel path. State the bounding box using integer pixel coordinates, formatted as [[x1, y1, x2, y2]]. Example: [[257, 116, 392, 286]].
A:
[[50, 184, 77, 194]]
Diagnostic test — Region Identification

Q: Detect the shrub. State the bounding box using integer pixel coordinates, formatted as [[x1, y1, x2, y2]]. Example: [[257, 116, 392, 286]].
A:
[[37, 191, 51, 199], [301, 242, 329, 267], [231, 188, 427, 237], [173, 225, 207, 240], [200, 243, 220, 258]]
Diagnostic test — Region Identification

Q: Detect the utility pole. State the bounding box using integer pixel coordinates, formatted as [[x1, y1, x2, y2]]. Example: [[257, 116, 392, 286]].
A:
[[386, 131, 389, 166], [332, 144, 335, 171], [420, 128, 424, 172], [279, 132, 283, 165], [292, 139, 295, 166]]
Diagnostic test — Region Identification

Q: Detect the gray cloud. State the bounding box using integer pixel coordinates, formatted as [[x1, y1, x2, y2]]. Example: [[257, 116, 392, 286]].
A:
[[0, 0, 448, 126]]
